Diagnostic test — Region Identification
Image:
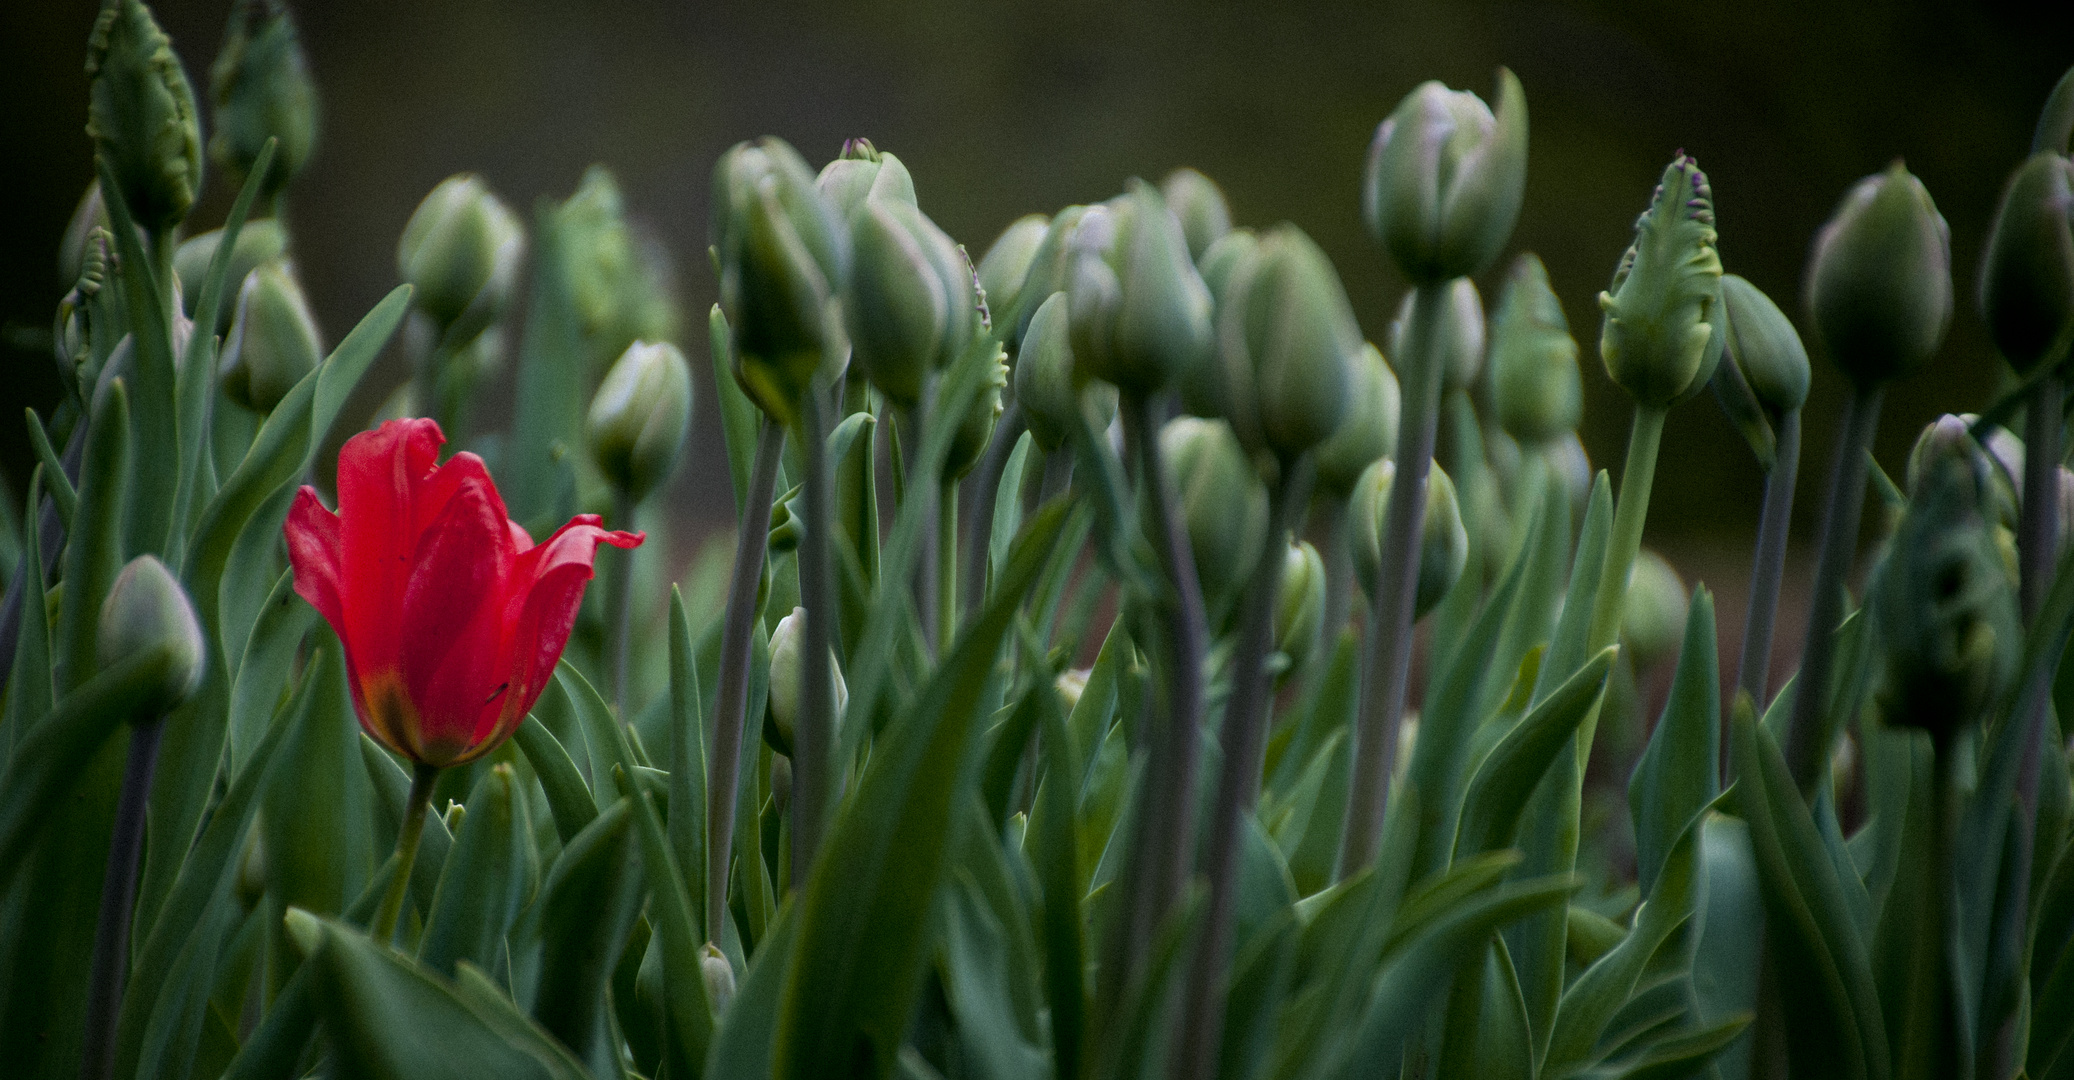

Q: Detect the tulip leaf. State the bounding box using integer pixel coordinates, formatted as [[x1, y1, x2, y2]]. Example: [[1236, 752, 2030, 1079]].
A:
[[514, 712, 600, 845], [1029, 654, 1088, 1080], [1687, 813, 1765, 1079], [669, 586, 711, 939], [708, 899, 799, 1080], [1454, 646, 1616, 859], [420, 764, 537, 978], [90, 156, 180, 557], [1627, 587, 1721, 896], [3, 469, 54, 764], [711, 304, 762, 518], [23, 412, 75, 530], [223, 569, 313, 775], [53, 378, 129, 696], [525, 795, 644, 1077], [990, 428, 1035, 584], [262, 637, 376, 921], [216, 968, 317, 1080], [360, 735, 455, 916]]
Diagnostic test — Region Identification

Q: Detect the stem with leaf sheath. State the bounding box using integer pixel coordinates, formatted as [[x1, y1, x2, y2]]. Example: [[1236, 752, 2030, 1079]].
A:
[[962, 402, 1025, 622], [371, 762, 440, 946], [1736, 408, 1801, 706], [792, 386, 835, 887], [79, 718, 166, 1080], [1585, 404, 1668, 657]]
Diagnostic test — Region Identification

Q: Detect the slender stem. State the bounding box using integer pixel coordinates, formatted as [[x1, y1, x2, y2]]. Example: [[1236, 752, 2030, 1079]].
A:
[[963, 402, 1025, 622], [792, 388, 835, 889], [1340, 282, 1447, 877], [1585, 405, 1669, 656], [939, 483, 960, 651], [372, 763, 439, 946], [606, 488, 637, 713], [1038, 447, 1074, 504], [1173, 457, 1310, 1079], [904, 397, 940, 659], [707, 418, 786, 939], [80, 718, 165, 1080], [1737, 409, 1802, 707], [1782, 382, 1884, 795]]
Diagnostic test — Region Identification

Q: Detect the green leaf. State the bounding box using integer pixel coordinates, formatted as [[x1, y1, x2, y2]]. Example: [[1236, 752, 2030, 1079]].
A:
[[1437, 936, 1534, 1080], [23, 412, 75, 530], [526, 795, 643, 1077], [420, 764, 538, 977], [1689, 813, 1765, 1080], [1628, 587, 1721, 896], [91, 156, 179, 559], [708, 899, 799, 1080], [216, 969, 317, 1080], [514, 713, 599, 845], [223, 569, 314, 775], [990, 429, 1035, 584], [261, 637, 375, 921], [669, 587, 711, 939], [712, 304, 762, 518], [2, 468, 55, 767], [1454, 646, 1617, 859], [942, 868, 1049, 1080], [53, 378, 129, 696], [1581, 1012, 1754, 1080], [360, 736, 455, 916], [1030, 662, 1088, 1080], [506, 201, 586, 524]]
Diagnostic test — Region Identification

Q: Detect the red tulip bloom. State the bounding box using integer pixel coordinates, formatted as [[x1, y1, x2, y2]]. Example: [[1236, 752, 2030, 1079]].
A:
[[284, 418, 642, 766]]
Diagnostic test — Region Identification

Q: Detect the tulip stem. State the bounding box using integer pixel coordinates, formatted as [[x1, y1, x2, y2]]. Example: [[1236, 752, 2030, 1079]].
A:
[[1585, 403, 1668, 658], [1039, 448, 1074, 505], [962, 402, 1025, 622], [372, 762, 439, 946], [1736, 409, 1801, 707], [1782, 382, 1884, 795], [939, 483, 960, 651], [80, 717, 165, 1080], [792, 388, 835, 889], [904, 399, 941, 658], [606, 489, 637, 712], [1173, 456, 1310, 1080], [708, 416, 786, 940], [1340, 281, 1447, 877]]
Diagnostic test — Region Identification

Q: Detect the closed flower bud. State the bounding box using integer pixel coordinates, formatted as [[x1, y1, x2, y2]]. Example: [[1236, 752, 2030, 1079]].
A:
[[714, 138, 850, 423], [1392, 277, 1487, 394], [1489, 252, 1582, 444], [1179, 228, 1260, 418], [587, 341, 693, 501], [397, 173, 525, 335], [1003, 205, 1091, 351], [1349, 458, 1467, 617], [1214, 224, 1359, 458], [98, 554, 206, 715], [86, 0, 204, 233], [1017, 292, 1115, 453], [977, 214, 1049, 333], [1806, 161, 1953, 387], [1361, 69, 1529, 285], [765, 607, 847, 754], [1067, 181, 1215, 397], [175, 219, 289, 333], [1547, 432, 1594, 516], [945, 345, 1010, 482], [1907, 415, 2018, 534], [221, 260, 322, 413], [1274, 539, 1327, 671], [702, 943, 737, 1015], [1620, 549, 1687, 670], [235, 821, 267, 909], [209, 0, 319, 202], [1710, 274, 1810, 468], [558, 167, 682, 368], [1978, 152, 2074, 374], [1599, 155, 1725, 408], [1161, 167, 1233, 263], [845, 198, 978, 406], [1055, 668, 1091, 712], [815, 138, 917, 223], [61, 183, 110, 290], [1313, 343, 1402, 497], [1162, 417, 1268, 614]]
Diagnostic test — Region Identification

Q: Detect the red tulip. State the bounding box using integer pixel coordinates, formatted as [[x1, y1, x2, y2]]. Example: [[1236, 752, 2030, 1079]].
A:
[[284, 418, 642, 766]]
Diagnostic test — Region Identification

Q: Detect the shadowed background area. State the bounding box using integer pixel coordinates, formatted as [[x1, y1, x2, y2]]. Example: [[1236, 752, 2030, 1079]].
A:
[[4, 0, 2071, 654]]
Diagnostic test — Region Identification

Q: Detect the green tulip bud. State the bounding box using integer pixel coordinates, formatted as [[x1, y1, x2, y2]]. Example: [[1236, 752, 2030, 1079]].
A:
[[174, 218, 289, 332], [397, 173, 525, 335], [1907, 415, 2019, 534], [1547, 432, 1594, 516], [1161, 167, 1233, 263], [1214, 224, 1360, 458], [1273, 539, 1327, 672], [1392, 277, 1487, 393], [1619, 549, 1687, 670], [944, 346, 1010, 482], [845, 197, 979, 406], [1162, 417, 1268, 614], [1361, 68, 1529, 285], [1720, 273, 1811, 414], [220, 260, 321, 413], [1599, 155, 1724, 408], [98, 554, 206, 715], [1003, 205, 1091, 351], [1806, 161, 1952, 387], [587, 341, 693, 501], [86, 0, 204, 233], [1349, 457, 1467, 617], [702, 943, 737, 1015], [1872, 448, 2019, 741], [714, 138, 850, 424], [209, 0, 319, 203], [1055, 668, 1091, 712], [1067, 181, 1215, 397], [1017, 292, 1115, 453], [1179, 227, 1259, 418], [765, 607, 847, 755], [1313, 343, 1402, 497], [977, 214, 1049, 334], [235, 821, 268, 910], [815, 138, 917, 223], [557, 167, 682, 368], [1978, 151, 2074, 374], [1489, 252, 1582, 444], [60, 183, 110, 290]]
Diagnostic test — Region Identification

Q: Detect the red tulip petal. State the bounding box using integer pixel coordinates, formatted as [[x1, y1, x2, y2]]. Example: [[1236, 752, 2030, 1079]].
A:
[[398, 476, 514, 755], [492, 518, 644, 742], [284, 486, 346, 634], [336, 419, 446, 673]]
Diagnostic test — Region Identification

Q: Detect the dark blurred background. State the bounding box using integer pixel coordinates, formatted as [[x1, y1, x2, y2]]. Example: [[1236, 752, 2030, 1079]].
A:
[[4, 0, 2071, 614]]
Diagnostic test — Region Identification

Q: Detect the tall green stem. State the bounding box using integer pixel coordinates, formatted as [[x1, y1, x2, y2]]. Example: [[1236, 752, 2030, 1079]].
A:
[[938, 483, 959, 652], [1737, 409, 1802, 706], [792, 388, 835, 888], [707, 418, 786, 939], [904, 396, 940, 659], [1585, 404, 1668, 656], [962, 402, 1025, 621], [372, 763, 439, 945], [80, 718, 164, 1080], [606, 489, 637, 712], [1782, 383, 1883, 795]]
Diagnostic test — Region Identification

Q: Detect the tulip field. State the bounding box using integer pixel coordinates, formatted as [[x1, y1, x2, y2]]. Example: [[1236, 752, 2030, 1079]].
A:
[[10, 1, 2074, 1078]]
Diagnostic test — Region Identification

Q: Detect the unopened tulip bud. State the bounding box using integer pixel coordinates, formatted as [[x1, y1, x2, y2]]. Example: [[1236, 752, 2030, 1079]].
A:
[[1161, 168, 1233, 263], [845, 198, 977, 406], [587, 341, 693, 501], [221, 260, 322, 413], [1807, 161, 1952, 387], [1619, 549, 1687, 670], [1599, 155, 1724, 408], [1720, 274, 1811, 415], [945, 346, 1010, 482], [1163, 417, 1268, 612], [1349, 458, 1467, 617], [714, 138, 849, 423], [1274, 539, 1327, 671], [98, 555, 206, 715], [702, 943, 737, 1015], [61, 183, 110, 289], [977, 214, 1049, 332], [815, 138, 916, 223], [1313, 343, 1402, 497], [765, 607, 847, 755], [558, 167, 681, 363], [1178, 228, 1259, 419], [1003, 205, 1091, 350], [1978, 152, 2074, 374], [86, 0, 204, 233], [1017, 292, 1114, 452], [1216, 224, 1359, 458], [1055, 668, 1090, 712], [235, 822, 267, 909], [1362, 69, 1529, 285], [1067, 181, 1215, 397], [1392, 277, 1487, 394], [175, 219, 289, 332], [1907, 415, 2018, 534], [1547, 432, 1593, 515], [1490, 252, 1582, 443], [209, 0, 319, 201], [397, 174, 525, 334]]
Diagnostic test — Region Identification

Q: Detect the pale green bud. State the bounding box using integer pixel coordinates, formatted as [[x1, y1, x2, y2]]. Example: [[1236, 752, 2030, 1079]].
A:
[[944, 346, 1010, 482], [98, 554, 205, 715], [977, 214, 1049, 333], [587, 341, 693, 501], [1067, 181, 1214, 397], [814, 138, 917, 223], [765, 607, 847, 755], [1907, 416, 2018, 536], [1599, 155, 1724, 408], [1162, 417, 1268, 613], [175, 218, 289, 333], [221, 260, 321, 413], [1546, 432, 1593, 516], [1161, 167, 1233, 263], [1620, 549, 1687, 670], [1016, 292, 1116, 452], [1004, 205, 1090, 351], [1392, 277, 1486, 393], [1179, 227, 1260, 418], [1806, 161, 1952, 387], [1313, 343, 1401, 497], [1710, 274, 1810, 469], [1055, 669, 1091, 712], [1215, 224, 1359, 458], [714, 139, 849, 424], [1361, 69, 1529, 285], [60, 183, 110, 290], [702, 943, 737, 1015], [1349, 458, 1467, 617], [86, 0, 204, 233], [209, 0, 319, 202], [1273, 539, 1327, 672], [844, 197, 978, 405], [397, 173, 525, 335], [1978, 152, 2074, 374], [558, 167, 681, 368], [1489, 252, 1582, 443]]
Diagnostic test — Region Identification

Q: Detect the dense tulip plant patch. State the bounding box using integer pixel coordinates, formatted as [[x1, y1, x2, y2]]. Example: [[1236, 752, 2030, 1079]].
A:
[[8, 1, 2074, 1078]]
